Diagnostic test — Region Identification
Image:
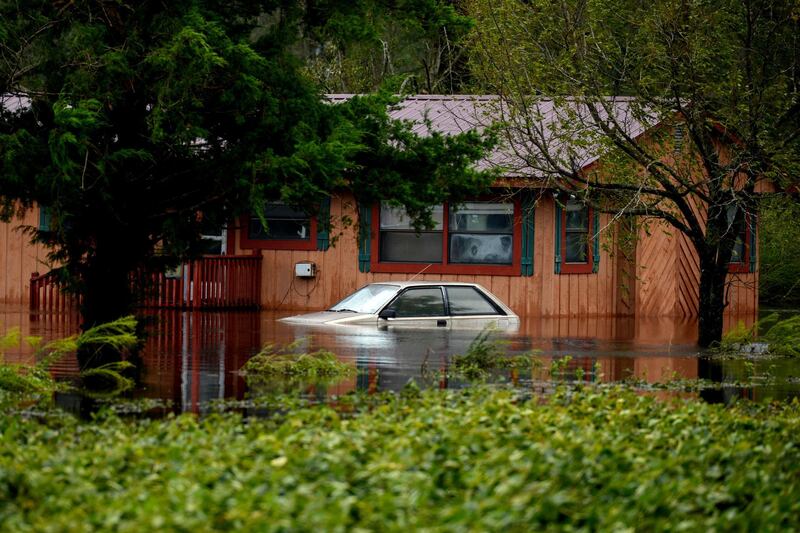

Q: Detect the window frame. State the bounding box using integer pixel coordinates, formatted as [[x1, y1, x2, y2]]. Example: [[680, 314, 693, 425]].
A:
[[727, 211, 753, 274], [379, 285, 508, 318], [39, 205, 52, 232], [445, 286, 506, 316], [559, 199, 595, 275], [369, 198, 523, 275], [239, 205, 318, 251], [377, 204, 445, 264], [381, 286, 448, 318], [200, 227, 228, 255]]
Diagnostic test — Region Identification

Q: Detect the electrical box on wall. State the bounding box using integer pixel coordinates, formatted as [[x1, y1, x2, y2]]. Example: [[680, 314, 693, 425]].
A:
[[295, 262, 316, 278]]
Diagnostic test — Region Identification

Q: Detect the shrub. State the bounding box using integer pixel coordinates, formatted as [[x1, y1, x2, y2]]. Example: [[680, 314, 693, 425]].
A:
[[241, 339, 355, 383], [714, 313, 800, 357], [1, 387, 799, 531], [451, 327, 538, 379], [0, 317, 140, 404]]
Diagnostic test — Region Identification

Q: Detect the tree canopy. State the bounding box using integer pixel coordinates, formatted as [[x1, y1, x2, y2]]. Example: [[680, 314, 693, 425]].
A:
[[466, 0, 800, 345], [0, 0, 495, 330], [301, 0, 475, 93]]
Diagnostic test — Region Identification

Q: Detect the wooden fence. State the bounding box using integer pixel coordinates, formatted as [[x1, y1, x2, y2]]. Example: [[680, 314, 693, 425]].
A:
[[134, 255, 262, 309], [29, 255, 262, 312], [29, 271, 79, 313]]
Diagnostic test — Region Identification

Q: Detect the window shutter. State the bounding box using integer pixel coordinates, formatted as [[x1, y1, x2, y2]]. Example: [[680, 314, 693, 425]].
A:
[[592, 210, 600, 273], [316, 197, 331, 251], [521, 197, 535, 276], [358, 205, 371, 273], [39, 206, 51, 232], [554, 201, 562, 274], [749, 214, 757, 273]]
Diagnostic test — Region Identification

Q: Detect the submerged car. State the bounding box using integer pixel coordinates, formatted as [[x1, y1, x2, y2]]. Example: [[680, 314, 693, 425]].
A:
[[280, 282, 520, 329]]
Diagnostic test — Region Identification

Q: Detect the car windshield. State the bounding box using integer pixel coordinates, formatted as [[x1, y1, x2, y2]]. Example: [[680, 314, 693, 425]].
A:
[[328, 284, 400, 314]]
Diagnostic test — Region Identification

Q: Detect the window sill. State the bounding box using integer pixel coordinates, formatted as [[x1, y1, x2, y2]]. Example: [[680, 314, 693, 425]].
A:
[[727, 263, 751, 274], [240, 239, 317, 251], [560, 262, 595, 275], [370, 262, 519, 276]]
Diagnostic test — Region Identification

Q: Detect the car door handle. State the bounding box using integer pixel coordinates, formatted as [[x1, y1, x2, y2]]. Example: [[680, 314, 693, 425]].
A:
[[437, 320, 447, 327]]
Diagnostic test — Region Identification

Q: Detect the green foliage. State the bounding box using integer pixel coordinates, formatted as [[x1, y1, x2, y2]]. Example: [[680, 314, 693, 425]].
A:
[[759, 195, 800, 307], [451, 327, 538, 380], [0, 317, 139, 404], [302, 0, 475, 93], [759, 314, 800, 358], [713, 313, 800, 358], [465, 0, 800, 346], [0, 330, 63, 397], [1, 387, 800, 530], [242, 339, 355, 382], [0, 364, 56, 395], [549, 355, 574, 381], [0, 328, 20, 356], [80, 361, 137, 398], [74, 315, 140, 365], [0, 2, 495, 327]]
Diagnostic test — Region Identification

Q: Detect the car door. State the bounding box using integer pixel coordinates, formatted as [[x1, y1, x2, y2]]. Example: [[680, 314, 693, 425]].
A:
[[379, 286, 451, 329], [445, 286, 510, 329]]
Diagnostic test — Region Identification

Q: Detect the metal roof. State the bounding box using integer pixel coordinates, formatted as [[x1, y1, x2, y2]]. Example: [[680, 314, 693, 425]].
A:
[[327, 94, 659, 178], [0, 94, 30, 113], [2, 92, 658, 180]]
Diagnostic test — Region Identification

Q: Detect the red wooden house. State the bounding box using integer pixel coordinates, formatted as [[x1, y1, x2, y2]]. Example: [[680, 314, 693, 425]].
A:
[[1, 95, 767, 320]]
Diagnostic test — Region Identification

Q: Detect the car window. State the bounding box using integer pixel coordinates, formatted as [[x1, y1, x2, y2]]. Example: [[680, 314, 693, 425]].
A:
[[446, 287, 500, 315], [387, 288, 445, 317], [329, 284, 399, 313]]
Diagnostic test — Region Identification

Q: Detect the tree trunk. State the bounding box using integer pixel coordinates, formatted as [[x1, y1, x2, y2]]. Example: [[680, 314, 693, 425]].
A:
[[697, 255, 729, 348], [77, 240, 137, 369]]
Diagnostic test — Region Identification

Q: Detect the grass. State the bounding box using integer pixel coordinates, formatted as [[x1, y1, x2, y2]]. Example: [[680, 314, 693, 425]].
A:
[[1, 386, 799, 531]]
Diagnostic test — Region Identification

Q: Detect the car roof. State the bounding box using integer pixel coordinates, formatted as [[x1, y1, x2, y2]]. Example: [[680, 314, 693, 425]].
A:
[[368, 281, 484, 288], [356, 281, 518, 317]]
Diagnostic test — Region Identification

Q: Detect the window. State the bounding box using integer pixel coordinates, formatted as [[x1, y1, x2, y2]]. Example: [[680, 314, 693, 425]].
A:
[[446, 286, 501, 315], [199, 227, 227, 255], [329, 284, 399, 314], [557, 198, 595, 274], [39, 206, 52, 232], [371, 200, 522, 275], [565, 201, 589, 263], [726, 205, 752, 273], [385, 288, 446, 317], [240, 202, 318, 251], [249, 203, 310, 241], [379, 205, 444, 263], [449, 203, 513, 265]]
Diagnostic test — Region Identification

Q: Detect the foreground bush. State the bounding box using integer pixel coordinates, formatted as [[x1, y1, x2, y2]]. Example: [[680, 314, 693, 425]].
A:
[[1, 388, 799, 531], [0, 317, 139, 405]]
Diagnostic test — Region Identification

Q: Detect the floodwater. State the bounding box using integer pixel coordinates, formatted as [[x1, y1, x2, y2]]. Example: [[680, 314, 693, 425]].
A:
[[2, 304, 799, 412]]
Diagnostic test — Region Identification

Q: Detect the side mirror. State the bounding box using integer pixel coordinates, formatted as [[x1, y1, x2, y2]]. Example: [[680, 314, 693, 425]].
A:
[[379, 308, 396, 320]]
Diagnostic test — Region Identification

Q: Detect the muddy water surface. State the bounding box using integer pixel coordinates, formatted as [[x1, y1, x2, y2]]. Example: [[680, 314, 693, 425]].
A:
[[3, 305, 799, 412]]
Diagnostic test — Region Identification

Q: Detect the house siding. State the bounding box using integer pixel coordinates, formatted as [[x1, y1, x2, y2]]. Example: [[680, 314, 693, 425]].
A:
[[635, 197, 764, 319], [0, 197, 761, 320], [232, 193, 637, 317], [0, 203, 50, 305]]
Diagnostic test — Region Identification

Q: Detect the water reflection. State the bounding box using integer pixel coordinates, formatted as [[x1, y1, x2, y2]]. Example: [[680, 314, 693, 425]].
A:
[[2, 304, 797, 411], [139, 312, 256, 414]]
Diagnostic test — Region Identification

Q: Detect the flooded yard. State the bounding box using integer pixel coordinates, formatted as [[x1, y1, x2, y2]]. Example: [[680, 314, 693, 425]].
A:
[[3, 305, 799, 412], [3, 305, 800, 531]]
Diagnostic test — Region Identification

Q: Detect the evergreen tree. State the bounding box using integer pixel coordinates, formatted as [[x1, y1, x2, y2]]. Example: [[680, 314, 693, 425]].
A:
[[0, 0, 494, 354]]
